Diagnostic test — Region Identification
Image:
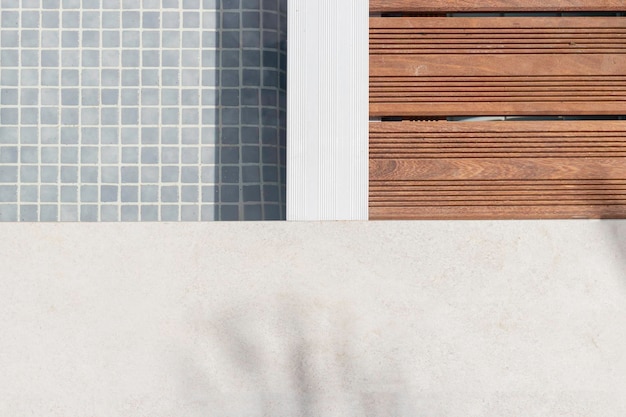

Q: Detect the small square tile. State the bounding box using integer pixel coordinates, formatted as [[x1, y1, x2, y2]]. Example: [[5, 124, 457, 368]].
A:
[[101, 108, 119, 125], [160, 89, 177, 106], [61, 186, 78, 203], [61, 127, 79, 144], [162, 69, 179, 86], [242, 165, 260, 182], [140, 31, 159, 49], [80, 185, 98, 202], [0, 50, 18, 67], [141, 108, 159, 125], [19, 127, 37, 144], [42, 146, 60, 163], [121, 205, 138, 221], [80, 205, 98, 221], [81, 166, 98, 183], [0, 186, 17, 203], [140, 205, 158, 221], [43, 11, 60, 28], [21, 30, 39, 47], [20, 185, 38, 202], [1, 69, 19, 86], [41, 69, 59, 86], [101, 128, 119, 144], [20, 146, 38, 163], [181, 127, 199, 144], [19, 69, 38, 87], [201, 204, 217, 221], [101, 147, 119, 164], [121, 88, 139, 105], [202, 11, 217, 29], [120, 127, 139, 145], [20, 205, 38, 221], [0, 146, 16, 165], [20, 166, 38, 183], [103, 30, 120, 47], [61, 146, 78, 164], [61, 108, 79, 125], [101, 186, 118, 202], [202, 185, 217, 202], [161, 107, 179, 125], [181, 166, 199, 183], [81, 88, 99, 106], [142, 11, 159, 28], [61, 166, 78, 183], [183, 11, 200, 28], [60, 205, 78, 221], [122, 11, 140, 28], [243, 204, 262, 220], [181, 185, 198, 202], [182, 31, 199, 47], [181, 147, 198, 164], [220, 205, 239, 221], [42, 30, 60, 47], [121, 147, 138, 163], [161, 185, 178, 202], [0, 28, 18, 48], [162, 11, 179, 28], [161, 166, 178, 182], [161, 147, 179, 164], [101, 206, 119, 222], [102, 69, 119, 86], [62, 11, 80, 28], [0, 205, 18, 222], [101, 167, 118, 183], [140, 185, 158, 202], [161, 205, 179, 221], [81, 108, 99, 125], [141, 166, 158, 182], [102, 11, 120, 28], [181, 205, 199, 221], [182, 50, 199, 67], [40, 205, 58, 222], [122, 30, 139, 47], [0, 124, 19, 144], [20, 88, 39, 106], [80, 146, 98, 164], [40, 185, 58, 203], [161, 127, 178, 144], [41, 166, 58, 183], [0, 107, 19, 125], [101, 50, 120, 68], [121, 185, 138, 202], [61, 69, 79, 86]]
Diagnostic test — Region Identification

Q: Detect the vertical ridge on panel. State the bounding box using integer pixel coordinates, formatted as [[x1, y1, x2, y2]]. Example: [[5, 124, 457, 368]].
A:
[[287, 0, 369, 220]]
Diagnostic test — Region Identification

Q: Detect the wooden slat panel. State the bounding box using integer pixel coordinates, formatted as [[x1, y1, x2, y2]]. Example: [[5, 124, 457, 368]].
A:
[[371, 0, 626, 13], [370, 17, 626, 116], [370, 121, 626, 220]]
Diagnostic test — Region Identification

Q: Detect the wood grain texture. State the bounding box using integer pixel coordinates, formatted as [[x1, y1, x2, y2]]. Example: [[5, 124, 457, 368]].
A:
[[370, 121, 626, 220], [370, 0, 626, 13], [370, 17, 626, 116]]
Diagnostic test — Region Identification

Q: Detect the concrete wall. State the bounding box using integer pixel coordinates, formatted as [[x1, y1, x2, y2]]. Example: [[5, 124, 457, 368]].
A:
[[2, 221, 626, 416]]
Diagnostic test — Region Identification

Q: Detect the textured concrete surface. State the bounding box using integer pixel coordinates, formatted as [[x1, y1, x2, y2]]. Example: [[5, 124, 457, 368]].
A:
[[1, 221, 626, 416]]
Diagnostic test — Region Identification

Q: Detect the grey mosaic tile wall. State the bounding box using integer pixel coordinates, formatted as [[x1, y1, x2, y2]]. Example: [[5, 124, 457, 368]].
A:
[[0, 0, 286, 221]]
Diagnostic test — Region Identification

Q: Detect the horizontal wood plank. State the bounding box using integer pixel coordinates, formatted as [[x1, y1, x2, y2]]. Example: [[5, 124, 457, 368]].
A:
[[369, 205, 626, 220], [370, 0, 626, 13], [371, 17, 626, 116], [370, 121, 626, 219]]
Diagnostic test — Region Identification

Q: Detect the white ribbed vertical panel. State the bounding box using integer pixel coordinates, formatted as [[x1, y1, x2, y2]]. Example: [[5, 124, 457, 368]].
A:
[[287, 0, 369, 220]]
